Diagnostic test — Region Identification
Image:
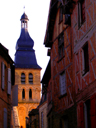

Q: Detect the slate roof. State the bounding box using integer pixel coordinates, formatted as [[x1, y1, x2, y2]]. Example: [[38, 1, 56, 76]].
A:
[[15, 13, 41, 69]]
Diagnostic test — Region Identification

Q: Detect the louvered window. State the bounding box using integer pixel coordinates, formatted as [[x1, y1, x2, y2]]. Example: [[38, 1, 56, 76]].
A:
[[21, 73, 25, 84], [29, 73, 33, 84], [60, 72, 66, 95], [7, 68, 11, 95]]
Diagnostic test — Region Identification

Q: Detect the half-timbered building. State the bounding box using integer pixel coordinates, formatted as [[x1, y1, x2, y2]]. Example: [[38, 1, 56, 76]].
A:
[[44, 0, 77, 127], [43, 0, 96, 127]]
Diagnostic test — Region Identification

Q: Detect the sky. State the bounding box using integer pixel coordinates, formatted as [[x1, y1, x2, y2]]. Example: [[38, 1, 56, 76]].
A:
[[0, 0, 50, 79]]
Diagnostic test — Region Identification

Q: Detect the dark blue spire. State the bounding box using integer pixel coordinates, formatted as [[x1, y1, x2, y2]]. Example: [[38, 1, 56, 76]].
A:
[[14, 13, 41, 69]]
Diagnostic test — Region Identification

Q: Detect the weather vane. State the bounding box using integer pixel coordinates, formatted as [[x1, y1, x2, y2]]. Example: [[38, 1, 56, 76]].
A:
[[23, 6, 25, 12]]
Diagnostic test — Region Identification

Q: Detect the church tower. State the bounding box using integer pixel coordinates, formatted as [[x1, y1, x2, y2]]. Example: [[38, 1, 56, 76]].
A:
[[14, 13, 41, 128]]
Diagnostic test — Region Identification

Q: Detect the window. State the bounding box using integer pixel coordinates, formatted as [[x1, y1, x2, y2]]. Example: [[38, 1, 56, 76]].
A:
[[22, 89, 25, 99], [64, 14, 71, 25], [1, 62, 5, 90], [59, 5, 63, 23], [29, 73, 33, 84], [41, 112, 44, 128], [4, 108, 7, 128], [58, 33, 64, 59], [84, 100, 91, 128], [7, 68, 11, 95], [21, 73, 25, 84], [60, 72, 66, 96], [29, 89, 32, 99], [82, 43, 89, 75], [78, 0, 85, 28]]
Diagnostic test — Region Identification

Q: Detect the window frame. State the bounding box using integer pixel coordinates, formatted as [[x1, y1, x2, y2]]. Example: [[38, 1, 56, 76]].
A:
[[59, 71, 67, 96]]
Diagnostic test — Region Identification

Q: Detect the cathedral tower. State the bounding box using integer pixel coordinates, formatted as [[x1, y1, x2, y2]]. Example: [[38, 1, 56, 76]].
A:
[[14, 13, 41, 128]]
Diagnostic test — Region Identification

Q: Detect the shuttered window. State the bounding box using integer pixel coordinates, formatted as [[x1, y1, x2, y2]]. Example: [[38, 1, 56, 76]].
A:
[[4, 108, 7, 128], [60, 72, 66, 95], [1, 62, 5, 90], [7, 68, 11, 95]]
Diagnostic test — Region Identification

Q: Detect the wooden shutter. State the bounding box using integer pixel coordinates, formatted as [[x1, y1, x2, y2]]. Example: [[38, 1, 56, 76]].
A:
[[12, 85, 18, 106], [11, 64, 15, 85], [80, 102, 84, 128], [1, 62, 5, 90], [4, 108, 7, 128], [90, 94, 96, 128], [7, 68, 11, 95]]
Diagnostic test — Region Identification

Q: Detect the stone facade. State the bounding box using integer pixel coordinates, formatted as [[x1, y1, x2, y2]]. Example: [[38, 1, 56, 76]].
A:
[[15, 63, 41, 128]]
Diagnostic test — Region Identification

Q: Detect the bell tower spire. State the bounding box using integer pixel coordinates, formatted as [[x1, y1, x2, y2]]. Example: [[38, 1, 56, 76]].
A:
[[15, 13, 41, 69]]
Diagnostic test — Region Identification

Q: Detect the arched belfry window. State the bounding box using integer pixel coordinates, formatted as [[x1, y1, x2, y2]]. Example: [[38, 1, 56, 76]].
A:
[[29, 89, 32, 99], [21, 20, 28, 29], [22, 89, 25, 99], [21, 73, 25, 84], [29, 73, 33, 84]]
